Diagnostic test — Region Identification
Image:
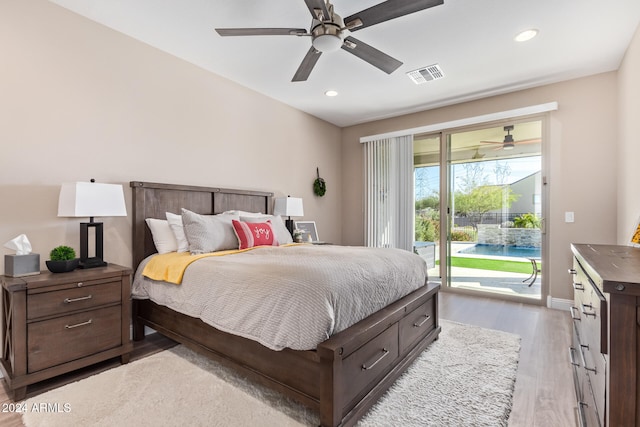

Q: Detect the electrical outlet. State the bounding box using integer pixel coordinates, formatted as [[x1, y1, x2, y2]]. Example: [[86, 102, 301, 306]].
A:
[[565, 212, 575, 223]]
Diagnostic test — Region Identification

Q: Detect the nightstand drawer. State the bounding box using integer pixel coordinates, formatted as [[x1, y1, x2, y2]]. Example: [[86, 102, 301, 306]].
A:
[[27, 280, 121, 320], [27, 305, 122, 372]]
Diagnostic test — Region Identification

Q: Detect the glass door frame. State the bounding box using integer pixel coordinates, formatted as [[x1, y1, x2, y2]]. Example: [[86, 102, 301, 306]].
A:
[[432, 114, 549, 305]]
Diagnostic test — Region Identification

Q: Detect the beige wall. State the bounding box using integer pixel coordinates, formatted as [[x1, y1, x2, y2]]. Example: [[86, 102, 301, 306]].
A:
[[0, 0, 342, 272], [341, 73, 619, 301], [1, 0, 636, 305], [617, 24, 640, 243]]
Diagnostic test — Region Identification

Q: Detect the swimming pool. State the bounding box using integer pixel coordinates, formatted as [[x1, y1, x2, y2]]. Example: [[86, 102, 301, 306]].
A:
[[458, 244, 541, 258]]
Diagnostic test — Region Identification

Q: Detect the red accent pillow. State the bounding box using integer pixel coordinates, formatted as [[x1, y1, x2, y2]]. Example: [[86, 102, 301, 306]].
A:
[[232, 220, 279, 250]]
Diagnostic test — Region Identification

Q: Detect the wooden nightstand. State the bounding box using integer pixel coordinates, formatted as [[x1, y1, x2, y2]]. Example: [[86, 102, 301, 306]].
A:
[[1, 264, 132, 400]]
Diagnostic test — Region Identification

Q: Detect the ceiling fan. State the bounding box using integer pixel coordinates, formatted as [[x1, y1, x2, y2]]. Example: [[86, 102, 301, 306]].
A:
[[215, 0, 444, 82], [480, 125, 541, 150]]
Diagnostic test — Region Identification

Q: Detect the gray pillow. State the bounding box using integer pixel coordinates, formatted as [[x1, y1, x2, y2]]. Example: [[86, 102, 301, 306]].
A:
[[240, 215, 293, 244], [181, 209, 239, 254]]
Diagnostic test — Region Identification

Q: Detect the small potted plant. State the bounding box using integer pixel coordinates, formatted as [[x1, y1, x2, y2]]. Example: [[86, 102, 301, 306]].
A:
[[46, 245, 79, 273], [292, 229, 304, 243]]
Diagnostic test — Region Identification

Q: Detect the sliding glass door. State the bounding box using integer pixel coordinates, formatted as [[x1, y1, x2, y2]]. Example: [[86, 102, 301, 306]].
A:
[[414, 119, 545, 302], [413, 134, 442, 281]]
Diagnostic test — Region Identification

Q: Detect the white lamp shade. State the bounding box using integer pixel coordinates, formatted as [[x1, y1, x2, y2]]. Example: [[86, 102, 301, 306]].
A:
[[58, 182, 127, 218], [273, 197, 304, 217]]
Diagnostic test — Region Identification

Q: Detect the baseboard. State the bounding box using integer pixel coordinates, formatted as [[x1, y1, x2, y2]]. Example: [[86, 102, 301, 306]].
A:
[[547, 296, 572, 311]]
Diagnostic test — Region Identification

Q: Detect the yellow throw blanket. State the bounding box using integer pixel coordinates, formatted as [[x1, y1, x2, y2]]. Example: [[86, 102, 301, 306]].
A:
[[142, 244, 302, 284]]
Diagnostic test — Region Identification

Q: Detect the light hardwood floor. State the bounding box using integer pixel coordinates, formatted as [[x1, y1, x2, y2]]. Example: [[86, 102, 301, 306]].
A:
[[1, 292, 575, 426], [439, 291, 576, 427]]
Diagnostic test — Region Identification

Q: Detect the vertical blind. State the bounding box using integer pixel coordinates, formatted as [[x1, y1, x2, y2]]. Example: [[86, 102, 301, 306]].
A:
[[364, 134, 414, 251]]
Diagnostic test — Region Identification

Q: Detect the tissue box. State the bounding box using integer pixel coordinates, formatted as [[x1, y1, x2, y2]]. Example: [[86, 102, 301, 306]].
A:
[[4, 254, 40, 277]]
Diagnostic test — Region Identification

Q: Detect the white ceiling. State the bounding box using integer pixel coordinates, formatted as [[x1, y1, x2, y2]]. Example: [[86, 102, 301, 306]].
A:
[[48, 0, 640, 128]]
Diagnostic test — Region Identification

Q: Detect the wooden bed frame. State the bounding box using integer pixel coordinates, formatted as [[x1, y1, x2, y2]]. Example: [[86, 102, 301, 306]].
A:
[[130, 181, 440, 427]]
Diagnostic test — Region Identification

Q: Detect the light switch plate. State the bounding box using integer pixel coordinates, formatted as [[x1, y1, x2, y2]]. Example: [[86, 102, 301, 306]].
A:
[[565, 212, 575, 223]]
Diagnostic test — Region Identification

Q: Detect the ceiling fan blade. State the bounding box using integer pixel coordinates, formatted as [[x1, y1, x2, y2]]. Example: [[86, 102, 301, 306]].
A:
[[292, 47, 322, 82], [345, 0, 444, 31], [480, 138, 541, 145], [216, 28, 308, 37], [304, 0, 330, 20], [341, 36, 402, 74], [517, 138, 542, 145]]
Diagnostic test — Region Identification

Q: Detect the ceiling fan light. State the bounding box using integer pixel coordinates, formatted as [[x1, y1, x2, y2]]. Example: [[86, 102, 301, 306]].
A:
[[312, 34, 342, 52], [503, 142, 515, 150]]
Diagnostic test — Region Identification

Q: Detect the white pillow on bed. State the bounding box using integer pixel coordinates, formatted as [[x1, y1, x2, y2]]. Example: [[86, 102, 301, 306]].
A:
[[165, 212, 190, 253], [223, 210, 264, 217], [240, 215, 293, 244], [145, 218, 178, 254], [181, 209, 240, 254]]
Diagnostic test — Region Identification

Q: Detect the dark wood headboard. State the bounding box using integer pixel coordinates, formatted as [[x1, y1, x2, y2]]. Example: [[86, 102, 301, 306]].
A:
[[130, 181, 273, 268]]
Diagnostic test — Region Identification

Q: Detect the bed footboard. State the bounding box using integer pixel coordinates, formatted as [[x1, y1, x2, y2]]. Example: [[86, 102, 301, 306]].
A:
[[318, 282, 440, 426], [132, 282, 439, 427]]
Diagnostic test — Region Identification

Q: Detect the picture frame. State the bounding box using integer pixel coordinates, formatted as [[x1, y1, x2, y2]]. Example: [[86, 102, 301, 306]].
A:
[[631, 217, 640, 247], [294, 221, 319, 242]]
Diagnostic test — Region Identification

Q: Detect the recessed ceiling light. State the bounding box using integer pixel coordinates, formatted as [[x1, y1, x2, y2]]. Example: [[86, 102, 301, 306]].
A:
[[325, 90, 338, 97], [514, 29, 538, 42]]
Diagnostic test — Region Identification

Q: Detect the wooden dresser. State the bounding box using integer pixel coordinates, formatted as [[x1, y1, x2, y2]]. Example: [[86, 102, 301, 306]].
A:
[[1, 264, 132, 400], [570, 244, 640, 426]]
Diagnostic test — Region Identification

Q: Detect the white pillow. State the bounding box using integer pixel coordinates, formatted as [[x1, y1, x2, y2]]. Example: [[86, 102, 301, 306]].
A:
[[165, 212, 189, 253], [145, 218, 178, 254], [223, 210, 264, 217], [181, 209, 240, 254], [240, 215, 293, 244]]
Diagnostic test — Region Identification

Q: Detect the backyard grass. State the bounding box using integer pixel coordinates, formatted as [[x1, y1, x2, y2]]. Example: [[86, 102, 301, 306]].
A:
[[443, 257, 538, 274]]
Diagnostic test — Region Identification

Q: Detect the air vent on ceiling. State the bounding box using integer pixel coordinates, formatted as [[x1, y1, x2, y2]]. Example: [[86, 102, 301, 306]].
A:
[[406, 64, 444, 85]]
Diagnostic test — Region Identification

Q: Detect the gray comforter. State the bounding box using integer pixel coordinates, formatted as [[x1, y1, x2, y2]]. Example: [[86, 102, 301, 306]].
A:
[[131, 244, 428, 351]]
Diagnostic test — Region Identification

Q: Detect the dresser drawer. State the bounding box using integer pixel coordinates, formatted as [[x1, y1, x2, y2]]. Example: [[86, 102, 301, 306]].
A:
[[586, 356, 606, 427], [572, 260, 607, 355], [27, 305, 122, 372], [27, 280, 121, 320], [581, 374, 603, 427], [342, 323, 399, 406], [570, 322, 584, 402], [399, 297, 435, 353]]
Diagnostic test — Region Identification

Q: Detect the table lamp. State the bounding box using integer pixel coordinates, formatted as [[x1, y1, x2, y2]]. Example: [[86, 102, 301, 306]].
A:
[[273, 196, 304, 235], [57, 179, 127, 268]]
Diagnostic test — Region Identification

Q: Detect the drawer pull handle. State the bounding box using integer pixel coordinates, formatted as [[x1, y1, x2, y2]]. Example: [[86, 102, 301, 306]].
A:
[[413, 314, 431, 328], [361, 348, 390, 371], [576, 402, 588, 427], [578, 344, 597, 374], [569, 346, 580, 367], [581, 303, 596, 318], [64, 295, 93, 304], [570, 306, 581, 321], [572, 282, 584, 291], [568, 268, 577, 275], [65, 319, 92, 329]]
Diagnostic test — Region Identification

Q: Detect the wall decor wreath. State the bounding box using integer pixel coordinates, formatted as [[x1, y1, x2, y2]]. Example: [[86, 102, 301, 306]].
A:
[[313, 167, 326, 197]]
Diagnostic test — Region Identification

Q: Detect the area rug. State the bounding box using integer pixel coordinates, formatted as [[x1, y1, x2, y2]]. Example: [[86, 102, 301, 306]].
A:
[[22, 320, 520, 427]]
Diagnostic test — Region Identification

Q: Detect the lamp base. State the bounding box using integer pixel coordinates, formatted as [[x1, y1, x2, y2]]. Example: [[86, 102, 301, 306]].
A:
[[80, 221, 107, 269], [79, 257, 107, 269], [284, 219, 295, 236]]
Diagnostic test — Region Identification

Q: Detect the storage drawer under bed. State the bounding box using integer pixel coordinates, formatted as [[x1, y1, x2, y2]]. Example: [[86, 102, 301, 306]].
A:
[[399, 298, 436, 353], [341, 323, 400, 407]]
